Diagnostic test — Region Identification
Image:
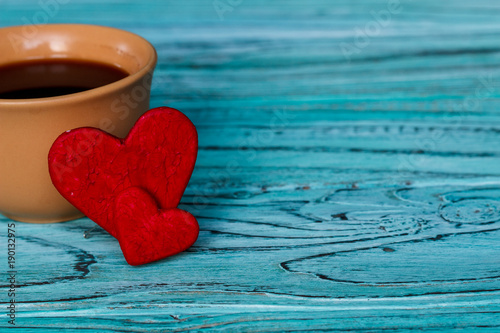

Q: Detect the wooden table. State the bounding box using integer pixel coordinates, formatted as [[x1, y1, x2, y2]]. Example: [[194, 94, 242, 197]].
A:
[[1, 0, 499, 331]]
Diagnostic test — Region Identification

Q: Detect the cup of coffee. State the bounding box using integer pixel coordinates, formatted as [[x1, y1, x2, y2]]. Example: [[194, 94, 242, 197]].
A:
[[0, 24, 157, 223]]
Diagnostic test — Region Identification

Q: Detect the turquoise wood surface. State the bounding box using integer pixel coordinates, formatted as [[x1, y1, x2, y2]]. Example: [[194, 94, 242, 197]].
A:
[[1, 0, 500, 331]]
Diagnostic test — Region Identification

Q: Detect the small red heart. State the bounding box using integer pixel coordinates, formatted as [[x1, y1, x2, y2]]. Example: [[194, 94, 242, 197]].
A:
[[48, 107, 198, 239], [115, 187, 199, 266]]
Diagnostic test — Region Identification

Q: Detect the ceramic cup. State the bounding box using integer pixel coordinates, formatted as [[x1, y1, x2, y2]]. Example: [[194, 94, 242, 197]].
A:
[[0, 24, 157, 223]]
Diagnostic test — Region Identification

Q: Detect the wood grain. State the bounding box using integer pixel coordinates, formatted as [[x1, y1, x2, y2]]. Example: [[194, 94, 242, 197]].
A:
[[1, 0, 500, 331]]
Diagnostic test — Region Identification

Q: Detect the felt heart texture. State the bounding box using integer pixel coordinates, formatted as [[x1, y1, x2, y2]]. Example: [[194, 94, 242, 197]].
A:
[[48, 107, 198, 239], [115, 187, 199, 266]]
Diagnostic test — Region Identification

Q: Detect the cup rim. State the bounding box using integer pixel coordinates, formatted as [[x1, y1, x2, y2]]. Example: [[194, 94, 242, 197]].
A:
[[0, 23, 157, 106]]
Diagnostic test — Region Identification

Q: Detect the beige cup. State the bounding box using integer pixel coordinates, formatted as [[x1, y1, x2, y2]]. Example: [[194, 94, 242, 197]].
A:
[[0, 24, 157, 223]]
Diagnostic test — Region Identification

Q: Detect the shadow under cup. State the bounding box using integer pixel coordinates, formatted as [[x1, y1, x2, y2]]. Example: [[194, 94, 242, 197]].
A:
[[0, 24, 157, 223]]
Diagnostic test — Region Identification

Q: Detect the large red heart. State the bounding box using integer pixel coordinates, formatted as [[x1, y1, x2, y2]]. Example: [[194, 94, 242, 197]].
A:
[[115, 187, 199, 266], [48, 107, 198, 239]]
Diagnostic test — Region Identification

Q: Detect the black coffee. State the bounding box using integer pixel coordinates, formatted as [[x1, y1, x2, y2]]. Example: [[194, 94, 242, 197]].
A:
[[0, 59, 129, 99]]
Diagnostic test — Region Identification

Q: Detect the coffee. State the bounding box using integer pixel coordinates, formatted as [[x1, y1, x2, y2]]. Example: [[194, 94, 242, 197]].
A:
[[0, 59, 129, 99]]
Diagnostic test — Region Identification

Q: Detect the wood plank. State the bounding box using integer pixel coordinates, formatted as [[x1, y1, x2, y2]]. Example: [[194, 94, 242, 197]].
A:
[[1, 0, 499, 331]]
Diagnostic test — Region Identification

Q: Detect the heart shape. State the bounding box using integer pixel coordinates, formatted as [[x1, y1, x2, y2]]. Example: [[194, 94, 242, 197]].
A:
[[48, 107, 198, 239], [115, 187, 199, 266]]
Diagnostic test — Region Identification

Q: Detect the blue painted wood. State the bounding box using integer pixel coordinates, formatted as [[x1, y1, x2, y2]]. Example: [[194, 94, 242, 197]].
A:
[[1, 0, 500, 331]]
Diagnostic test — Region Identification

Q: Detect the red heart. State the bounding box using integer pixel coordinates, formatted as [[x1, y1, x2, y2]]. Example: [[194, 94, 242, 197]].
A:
[[115, 187, 199, 266], [48, 107, 198, 239]]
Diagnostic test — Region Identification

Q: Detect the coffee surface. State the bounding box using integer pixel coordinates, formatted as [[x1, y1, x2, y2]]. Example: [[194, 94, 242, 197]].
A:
[[0, 59, 129, 99]]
